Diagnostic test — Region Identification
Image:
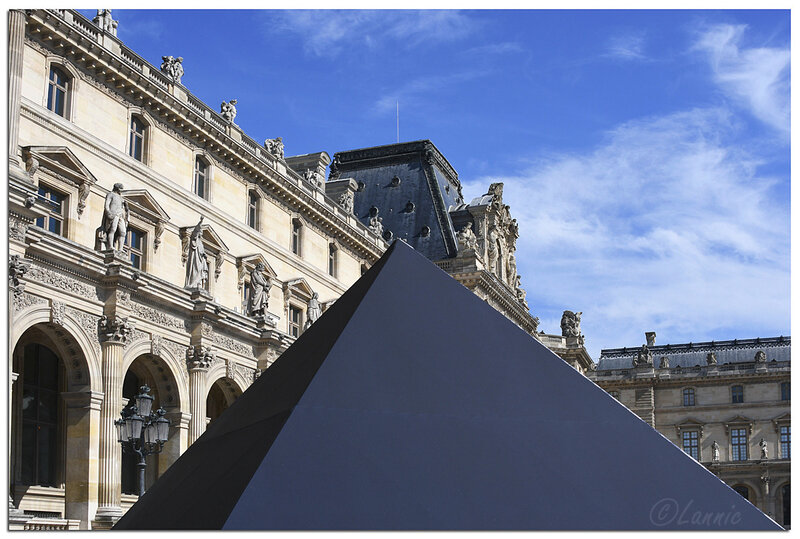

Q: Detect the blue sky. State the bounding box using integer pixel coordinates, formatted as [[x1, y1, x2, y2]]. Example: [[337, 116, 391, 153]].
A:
[[79, 9, 790, 359]]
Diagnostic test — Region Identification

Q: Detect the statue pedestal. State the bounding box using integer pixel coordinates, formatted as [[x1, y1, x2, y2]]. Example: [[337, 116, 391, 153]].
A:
[[188, 288, 213, 301], [100, 248, 128, 265], [706, 365, 719, 376], [633, 365, 655, 378], [256, 313, 278, 329]]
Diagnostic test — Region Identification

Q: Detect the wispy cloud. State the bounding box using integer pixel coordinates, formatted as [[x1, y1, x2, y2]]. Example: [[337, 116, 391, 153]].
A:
[[461, 107, 789, 359], [693, 24, 790, 135], [373, 70, 487, 115], [269, 10, 475, 58], [605, 32, 648, 60]]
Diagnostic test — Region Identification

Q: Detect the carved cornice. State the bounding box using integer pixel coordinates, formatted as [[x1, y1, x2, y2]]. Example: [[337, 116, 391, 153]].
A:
[[98, 314, 134, 344]]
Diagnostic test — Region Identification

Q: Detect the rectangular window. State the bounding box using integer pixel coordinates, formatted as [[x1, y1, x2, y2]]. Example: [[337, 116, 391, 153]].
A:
[[328, 245, 337, 277], [780, 426, 790, 459], [194, 158, 208, 199], [248, 192, 258, 229], [47, 67, 68, 117], [291, 221, 302, 256], [126, 226, 146, 270], [682, 431, 699, 460], [129, 116, 145, 161], [34, 185, 67, 236], [289, 306, 302, 338], [781, 382, 790, 401], [731, 385, 744, 404], [682, 388, 695, 407], [731, 428, 748, 461]]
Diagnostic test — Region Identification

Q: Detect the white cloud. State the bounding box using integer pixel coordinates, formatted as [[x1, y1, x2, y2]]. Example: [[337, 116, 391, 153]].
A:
[[605, 33, 647, 60], [693, 24, 790, 135], [269, 10, 475, 58], [373, 70, 487, 115], [461, 107, 789, 359]]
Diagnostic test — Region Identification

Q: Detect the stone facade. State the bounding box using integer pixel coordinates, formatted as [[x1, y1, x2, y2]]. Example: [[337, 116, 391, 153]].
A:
[[588, 334, 791, 527]]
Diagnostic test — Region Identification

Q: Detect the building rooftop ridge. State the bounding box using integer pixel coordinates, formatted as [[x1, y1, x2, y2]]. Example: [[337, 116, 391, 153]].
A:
[[600, 335, 790, 357]]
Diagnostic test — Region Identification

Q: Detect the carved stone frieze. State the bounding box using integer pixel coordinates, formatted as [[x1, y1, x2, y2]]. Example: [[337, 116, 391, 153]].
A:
[[51, 300, 66, 326], [123, 328, 149, 349], [186, 345, 215, 371], [64, 306, 101, 357], [213, 333, 253, 358], [10, 254, 30, 297], [98, 315, 135, 344], [151, 334, 163, 357], [116, 290, 131, 307], [200, 322, 214, 339], [26, 264, 97, 300], [13, 291, 47, 314], [9, 213, 31, 242], [162, 339, 188, 373], [130, 302, 185, 330]]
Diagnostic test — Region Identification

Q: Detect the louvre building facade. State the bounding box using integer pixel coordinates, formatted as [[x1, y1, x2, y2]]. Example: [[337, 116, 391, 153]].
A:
[[7, 9, 580, 530]]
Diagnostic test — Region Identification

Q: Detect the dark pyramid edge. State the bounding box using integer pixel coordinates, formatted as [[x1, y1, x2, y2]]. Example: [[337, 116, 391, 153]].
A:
[[113, 241, 401, 530]]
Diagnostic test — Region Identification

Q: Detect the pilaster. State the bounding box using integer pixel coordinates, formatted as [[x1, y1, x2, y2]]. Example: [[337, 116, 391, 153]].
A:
[[8, 9, 26, 168], [62, 391, 103, 530]]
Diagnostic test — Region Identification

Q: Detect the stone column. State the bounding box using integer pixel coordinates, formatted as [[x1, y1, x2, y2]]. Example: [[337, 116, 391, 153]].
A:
[[62, 391, 103, 530], [93, 340, 124, 528], [186, 346, 213, 446], [8, 10, 26, 168]]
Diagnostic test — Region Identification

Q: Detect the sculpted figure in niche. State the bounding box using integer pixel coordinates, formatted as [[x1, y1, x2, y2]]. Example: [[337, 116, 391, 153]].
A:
[[220, 99, 238, 123], [248, 263, 271, 317], [303, 169, 323, 189], [706, 352, 717, 366], [185, 217, 209, 289], [305, 292, 321, 329], [507, 249, 518, 285], [456, 222, 477, 251], [338, 191, 354, 214], [487, 226, 498, 272], [101, 183, 129, 251], [560, 310, 582, 338], [659, 356, 669, 369], [633, 344, 653, 367], [712, 441, 720, 462], [754, 350, 767, 363], [760, 438, 769, 459], [264, 137, 284, 159]]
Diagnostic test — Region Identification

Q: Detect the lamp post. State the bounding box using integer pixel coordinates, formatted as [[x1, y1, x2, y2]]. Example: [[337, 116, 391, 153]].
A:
[[115, 385, 170, 497]]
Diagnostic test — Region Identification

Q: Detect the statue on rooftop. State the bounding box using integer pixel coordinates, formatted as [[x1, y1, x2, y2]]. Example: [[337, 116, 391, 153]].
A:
[[247, 263, 271, 317], [161, 56, 184, 84], [369, 216, 383, 236], [706, 352, 717, 366], [338, 191, 354, 214], [93, 9, 118, 36], [659, 356, 669, 369], [560, 310, 582, 338], [220, 99, 238, 123], [303, 168, 323, 189], [100, 183, 129, 252], [456, 222, 477, 251], [185, 217, 208, 289], [754, 350, 767, 363], [633, 344, 653, 367], [264, 137, 284, 159]]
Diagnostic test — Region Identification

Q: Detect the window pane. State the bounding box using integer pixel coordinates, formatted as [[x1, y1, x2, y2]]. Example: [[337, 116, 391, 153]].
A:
[[54, 88, 65, 116], [130, 253, 141, 269], [48, 218, 61, 235], [21, 424, 36, 484]]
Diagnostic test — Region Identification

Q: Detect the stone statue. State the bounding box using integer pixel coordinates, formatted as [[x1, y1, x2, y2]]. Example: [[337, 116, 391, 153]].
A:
[[456, 222, 477, 251], [712, 441, 720, 462], [100, 183, 129, 251], [185, 217, 208, 289], [560, 310, 582, 338], [659, 356, 669, 369], [507, 249, 517, 285], [646, 332, 656, 347], [369, 216, 383, 236], [754, 350, 767, 363], [633, 344, 653, 367], [487, 226, 498, 272], [305, 292, 321, 329], [706, 351, 717, 366], [303, 169, 323, 189], [760, 438, 768, 459], [247, 263, 271, 317], [338, 191, 354, 214], [264, 137, 284, 159], [160, 56, 184, 84], [93, 9, 118, 36], [220, 99, 238, 123]]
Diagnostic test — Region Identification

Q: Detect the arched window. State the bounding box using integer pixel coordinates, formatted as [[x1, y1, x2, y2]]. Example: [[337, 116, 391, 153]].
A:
[[21, 343, 61, 487], [682, 387, 695, 406], [733, 485, 750, 501], [120, 370, 141, 495], [128, 115, 146, 161], [194, 157, 209, 200], [781, 484, 790, 526], [328, 243, 338, 278], [47, 66, 69, 117]]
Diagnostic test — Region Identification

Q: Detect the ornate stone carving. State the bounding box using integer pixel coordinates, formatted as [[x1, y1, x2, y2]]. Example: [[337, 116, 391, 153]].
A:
[[305, 292, 321, 330], [9, 254, 30, 298], [154, 221, 165, 252], [213, 334, 252, 357], [51, 300, 66, 326], [369, 216, 384, 236], [186, 345, 215, 370], [456, 222, 477, 251], [712, 441, 720, 462], [486, 225, 498, 272], [201, 321, 214, 339], [98, 315, 134, 344], [338, 191, 354, 214], [706, 352, 717, 366], [9, 213, 30, 242], [92, 9, 118, 35], [185, 217, 209, 289], [659, 356, 669, 369], [264, 137, 284, 160], [328, 155, 340, 181], [248, 263, 271, 317], [633, 344, 654, 367], [759, 438, 769, 459], [162, 339, 188, 373], [24, 152, 39, 178], [754, 350, 767, 363], [220, 99, 237, 123], [303, 168, 324, 189], [123, 328, 149, 349], [26, 264, 97, 300], [130, 302, 185, 330], [65, 306, 101, 357], [160, 55, 184, 84], [646, 332, 656, 347], [560, 310, 582, 338], [151, 334, 163, 357], [13, 291, 46, 314]]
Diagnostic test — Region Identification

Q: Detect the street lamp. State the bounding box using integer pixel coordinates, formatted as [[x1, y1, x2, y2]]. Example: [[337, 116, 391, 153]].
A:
[[115, 385, 170, 497]]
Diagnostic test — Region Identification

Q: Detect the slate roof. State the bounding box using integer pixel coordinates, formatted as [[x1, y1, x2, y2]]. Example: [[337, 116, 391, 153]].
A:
[[597, 336, 791, 370], [333, 140, 463, 261], [114, 241, 781, 531]]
